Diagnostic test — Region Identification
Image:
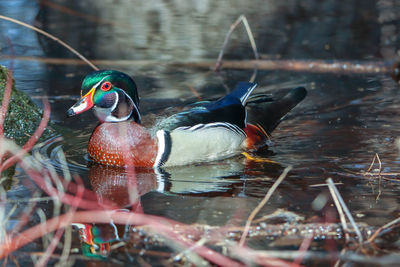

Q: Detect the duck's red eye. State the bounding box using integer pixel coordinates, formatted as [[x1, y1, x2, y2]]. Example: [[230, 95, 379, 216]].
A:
[[101, 81, 112, 91]]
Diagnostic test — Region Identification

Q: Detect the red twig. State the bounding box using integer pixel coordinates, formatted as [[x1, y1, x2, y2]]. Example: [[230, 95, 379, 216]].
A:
[[35, 176, 84, 267], [19, 163, 114, 210], [1, 145, 115, 210], [293, 235, 313, 265], [0, 210, 241, 266]]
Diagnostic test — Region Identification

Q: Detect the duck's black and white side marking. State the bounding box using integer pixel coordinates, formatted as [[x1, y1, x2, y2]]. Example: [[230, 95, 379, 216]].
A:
[[154, 130, 172, 167], [154, 122, 246, 167]]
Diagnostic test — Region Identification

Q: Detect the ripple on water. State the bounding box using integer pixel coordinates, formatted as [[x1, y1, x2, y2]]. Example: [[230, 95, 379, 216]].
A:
[[33, 135, 90, 174]]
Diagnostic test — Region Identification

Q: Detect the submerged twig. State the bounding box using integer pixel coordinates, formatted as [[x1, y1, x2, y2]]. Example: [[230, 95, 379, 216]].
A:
[[239, 166, 292, 246]]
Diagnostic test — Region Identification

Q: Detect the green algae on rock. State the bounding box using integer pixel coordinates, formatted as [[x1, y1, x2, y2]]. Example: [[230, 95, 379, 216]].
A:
[[0, 65, 54, 188], [0, 65, 53, 146]]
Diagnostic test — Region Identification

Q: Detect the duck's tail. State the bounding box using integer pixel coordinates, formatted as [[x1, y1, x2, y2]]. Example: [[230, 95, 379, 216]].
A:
[[246, 87, 307, 134]]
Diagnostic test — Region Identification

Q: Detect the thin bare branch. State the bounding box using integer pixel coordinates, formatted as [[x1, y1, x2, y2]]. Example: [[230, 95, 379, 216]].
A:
[[214, 15, 259, 82], [0, 15, 98, 71], [239, 166, 292, 246], [367, 217, 400, 244]]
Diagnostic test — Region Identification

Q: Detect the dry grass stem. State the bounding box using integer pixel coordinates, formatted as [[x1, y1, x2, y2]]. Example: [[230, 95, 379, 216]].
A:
[[367, 217, 400, 244], [340, 153, 399, 182], [185, 85, 202, 101], [364, 153, 383, 201], [366, 153, 382, 174], [326, 178, 363, 244], [327, 178, 350, 242], [239, 166, 292, 246], [214, 15, 259, 82], [215, 15, 259, 70], [171, 237, 209, 267], [309, 182, 343, 187], [56, 225, 72, 267]]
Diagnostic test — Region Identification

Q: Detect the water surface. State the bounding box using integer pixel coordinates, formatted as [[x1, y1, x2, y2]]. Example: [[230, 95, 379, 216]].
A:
[[1, 0, 400, 266]]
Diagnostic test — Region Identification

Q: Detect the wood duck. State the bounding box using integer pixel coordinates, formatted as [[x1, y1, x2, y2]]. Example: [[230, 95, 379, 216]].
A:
[[66, 70, 306, 168]]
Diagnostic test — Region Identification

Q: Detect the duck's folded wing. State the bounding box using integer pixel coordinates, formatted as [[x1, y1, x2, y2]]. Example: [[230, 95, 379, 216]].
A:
[[153, 82, 257, 132], [246, 86, 307, 134]]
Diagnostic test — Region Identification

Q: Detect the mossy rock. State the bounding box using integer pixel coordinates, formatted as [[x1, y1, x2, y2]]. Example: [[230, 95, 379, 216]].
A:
[[0, 65, 54, 189], [0, 65, 53, 145]]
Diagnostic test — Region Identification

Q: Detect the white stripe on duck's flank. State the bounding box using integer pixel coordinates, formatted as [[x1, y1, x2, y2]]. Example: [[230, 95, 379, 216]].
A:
[[154, 130, 172, 167], [162, 122, 246, 167]]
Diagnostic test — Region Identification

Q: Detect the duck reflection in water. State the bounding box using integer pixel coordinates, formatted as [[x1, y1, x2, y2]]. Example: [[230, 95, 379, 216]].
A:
[[72, 157, 283, 258]]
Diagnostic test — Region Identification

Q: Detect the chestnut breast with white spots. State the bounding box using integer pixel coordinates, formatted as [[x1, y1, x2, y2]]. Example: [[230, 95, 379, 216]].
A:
[[88, 121, 158, 167]]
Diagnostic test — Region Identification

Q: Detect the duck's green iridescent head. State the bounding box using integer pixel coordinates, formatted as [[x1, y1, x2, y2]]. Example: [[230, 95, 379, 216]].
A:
[[66, 70, 141, 123]]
